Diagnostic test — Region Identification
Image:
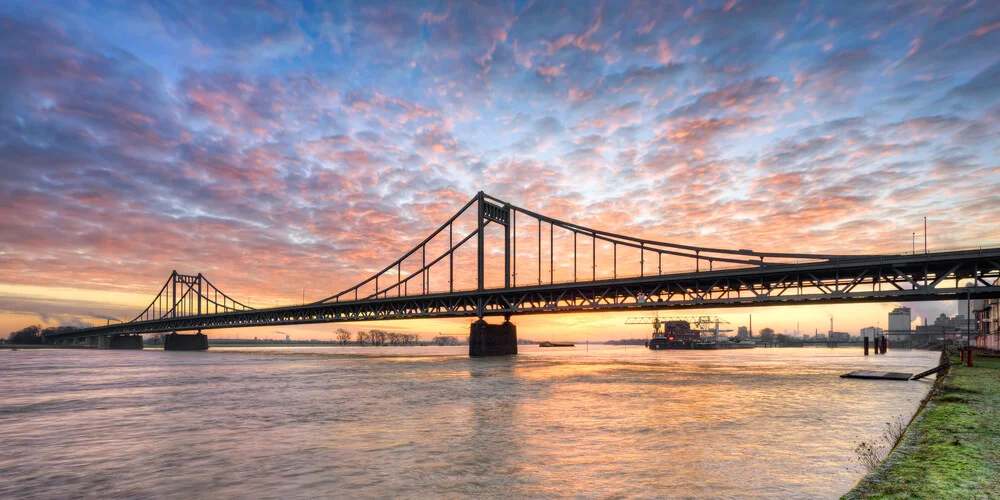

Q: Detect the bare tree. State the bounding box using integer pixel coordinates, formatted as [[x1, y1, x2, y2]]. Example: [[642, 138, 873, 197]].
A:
[[369, 329, 387, 346], [336, 328, 352, 346], [356, 330, 368, 346]]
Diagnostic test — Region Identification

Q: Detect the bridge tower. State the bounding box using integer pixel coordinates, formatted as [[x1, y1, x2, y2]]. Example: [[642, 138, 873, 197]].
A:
[[471, 192, 518, 356]]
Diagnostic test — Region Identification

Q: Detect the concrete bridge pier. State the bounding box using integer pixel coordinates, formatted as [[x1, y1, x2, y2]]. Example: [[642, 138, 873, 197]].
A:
[[469, 318, 517, 356], [109, 334, 143, 349], [164, 331, 209, 351]]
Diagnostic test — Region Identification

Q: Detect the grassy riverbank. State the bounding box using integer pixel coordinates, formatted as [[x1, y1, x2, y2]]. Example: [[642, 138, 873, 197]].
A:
[[844, 350, 1000, 499]]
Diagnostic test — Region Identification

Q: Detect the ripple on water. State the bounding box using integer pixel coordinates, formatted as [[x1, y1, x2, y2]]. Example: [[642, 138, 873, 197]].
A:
[[0, 346, 939, 499]]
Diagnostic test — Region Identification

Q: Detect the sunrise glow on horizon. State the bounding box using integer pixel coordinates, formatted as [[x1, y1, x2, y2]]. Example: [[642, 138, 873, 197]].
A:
[[1, 1, 998, 340]]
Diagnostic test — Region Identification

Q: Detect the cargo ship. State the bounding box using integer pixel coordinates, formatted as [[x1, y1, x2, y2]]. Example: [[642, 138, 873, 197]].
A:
[[644, 318, 755, 350], [647, 335, 686, 350], [646, 319, 701, 349]]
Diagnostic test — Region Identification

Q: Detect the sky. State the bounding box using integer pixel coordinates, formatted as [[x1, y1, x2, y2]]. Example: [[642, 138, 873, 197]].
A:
[[1, 0, 998, 341]]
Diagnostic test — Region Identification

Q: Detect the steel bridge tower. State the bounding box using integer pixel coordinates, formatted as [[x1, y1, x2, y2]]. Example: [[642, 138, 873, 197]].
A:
[[472, 192, 518, 355]]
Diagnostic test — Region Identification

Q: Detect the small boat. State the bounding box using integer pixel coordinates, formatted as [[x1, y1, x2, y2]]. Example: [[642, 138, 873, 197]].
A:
[[539, 341, 575, 347], [693, 338, 756, 350], [717, 337, 756, 349], [693, 339, 720, 350]]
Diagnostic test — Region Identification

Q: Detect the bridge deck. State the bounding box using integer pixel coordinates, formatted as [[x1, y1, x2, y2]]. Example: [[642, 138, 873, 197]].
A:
[[46, 248, 1000, 341]]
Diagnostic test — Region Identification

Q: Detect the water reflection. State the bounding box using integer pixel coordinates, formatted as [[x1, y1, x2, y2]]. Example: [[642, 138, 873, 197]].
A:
[[0, 347, 938, 498]]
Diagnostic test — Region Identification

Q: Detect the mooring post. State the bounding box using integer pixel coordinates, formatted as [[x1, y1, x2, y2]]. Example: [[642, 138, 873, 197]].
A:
[[960, 348, 965, 362], [863, 337, 869, 356], [967, 348, 973, 367], [881, 337, 887, 354]]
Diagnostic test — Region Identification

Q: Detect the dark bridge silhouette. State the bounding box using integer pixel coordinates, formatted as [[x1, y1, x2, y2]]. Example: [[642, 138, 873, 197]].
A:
[[45, 192, 1000, 354]]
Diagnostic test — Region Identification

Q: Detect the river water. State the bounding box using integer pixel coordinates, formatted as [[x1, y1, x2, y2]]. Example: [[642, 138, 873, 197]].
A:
[[1, 346, 939, 499]]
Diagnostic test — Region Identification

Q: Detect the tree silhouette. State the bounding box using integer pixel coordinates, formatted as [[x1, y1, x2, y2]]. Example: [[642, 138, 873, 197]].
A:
[[335, 328, 352, 345]]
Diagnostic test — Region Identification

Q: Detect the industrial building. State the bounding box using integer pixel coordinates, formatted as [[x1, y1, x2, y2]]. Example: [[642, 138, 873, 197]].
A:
[[975, 298, 999, 351], [860, 326, 883, 342], [887, 306, 911, 344]]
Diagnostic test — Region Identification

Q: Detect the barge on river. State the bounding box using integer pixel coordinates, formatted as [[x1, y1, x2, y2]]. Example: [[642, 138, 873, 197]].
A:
[[644, 319, 756, 350]]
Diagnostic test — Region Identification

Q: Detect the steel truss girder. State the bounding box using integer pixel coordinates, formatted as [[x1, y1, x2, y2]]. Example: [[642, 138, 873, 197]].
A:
[[46, 249, 1000, 341]]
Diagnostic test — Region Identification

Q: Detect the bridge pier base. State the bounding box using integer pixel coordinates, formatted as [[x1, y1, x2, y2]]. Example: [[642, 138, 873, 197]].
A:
[[164, 332, 209, 351], [469, 319, 517, 357], [109, 334, 144, 349]]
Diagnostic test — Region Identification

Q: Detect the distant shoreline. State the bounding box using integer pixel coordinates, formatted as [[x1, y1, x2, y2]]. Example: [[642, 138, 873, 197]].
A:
[[207, 343, 464, 348], [0, 343, 470, 349]]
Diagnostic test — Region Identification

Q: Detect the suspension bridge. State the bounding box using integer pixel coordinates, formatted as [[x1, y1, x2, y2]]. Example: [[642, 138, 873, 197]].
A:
[[44, 192, 1000, 355]]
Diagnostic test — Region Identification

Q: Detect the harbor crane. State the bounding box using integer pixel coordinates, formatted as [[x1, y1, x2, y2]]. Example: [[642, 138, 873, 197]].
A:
[[626, 315, 734, 339]]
